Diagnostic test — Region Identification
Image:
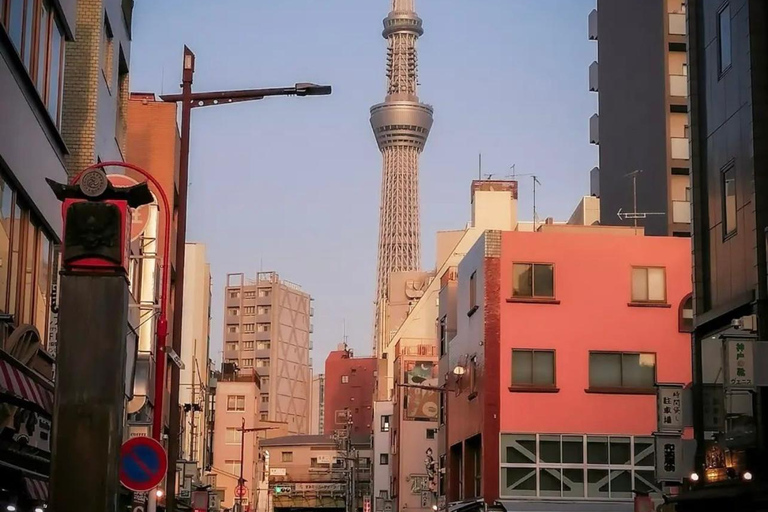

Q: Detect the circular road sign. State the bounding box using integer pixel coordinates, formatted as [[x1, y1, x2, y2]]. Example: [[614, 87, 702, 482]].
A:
[[235, 485, 248, 498], [120, 436, 168, 492], [107, 174, 153, 242]]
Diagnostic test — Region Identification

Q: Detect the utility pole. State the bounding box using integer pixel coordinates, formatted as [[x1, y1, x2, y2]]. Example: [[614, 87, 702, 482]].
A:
[[160, 47, 331, 511], [237, 421, 281, 512]]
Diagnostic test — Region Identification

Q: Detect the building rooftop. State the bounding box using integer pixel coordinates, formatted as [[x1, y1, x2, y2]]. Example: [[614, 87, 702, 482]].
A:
[[261, 434, 370, 448]]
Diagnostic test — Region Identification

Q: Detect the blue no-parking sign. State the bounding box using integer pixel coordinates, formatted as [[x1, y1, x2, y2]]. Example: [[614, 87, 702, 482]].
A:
[[120, 436, 168, 492]]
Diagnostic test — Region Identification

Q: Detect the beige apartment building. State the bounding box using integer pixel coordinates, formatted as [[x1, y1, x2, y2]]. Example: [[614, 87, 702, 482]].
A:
[[223, 272, 313, 434], [179, 243, 212, 478]]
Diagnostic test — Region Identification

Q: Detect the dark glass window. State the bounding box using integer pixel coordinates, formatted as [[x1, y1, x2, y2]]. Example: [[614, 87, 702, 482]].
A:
[[513, 263, 554, 298], [723, 165, 737, 237], [718, 5, 732, 74], [589, 352, 656, 389], [511, 349, 555, 387]]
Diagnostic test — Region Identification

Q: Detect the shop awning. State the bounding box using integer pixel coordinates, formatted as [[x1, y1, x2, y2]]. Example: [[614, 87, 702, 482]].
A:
[[25, 477, 48, 502], [448, 498, 484, 512], [0, 353, 53, 415], [499, 500, 634, 512]]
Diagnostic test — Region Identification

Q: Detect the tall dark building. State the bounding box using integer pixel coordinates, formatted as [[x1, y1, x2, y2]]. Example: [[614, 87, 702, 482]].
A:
[[590, 0, 691, 237], [675, 0, 768, 510]]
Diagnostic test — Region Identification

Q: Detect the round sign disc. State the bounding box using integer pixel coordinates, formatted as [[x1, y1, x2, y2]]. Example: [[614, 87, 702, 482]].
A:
[[120, 437, 168, 492], [79, 169, 109, 198]]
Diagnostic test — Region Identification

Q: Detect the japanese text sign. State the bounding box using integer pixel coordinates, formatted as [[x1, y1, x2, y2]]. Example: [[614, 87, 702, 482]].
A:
[[726, 339, 754, 388], [657, 384, 684, 433]]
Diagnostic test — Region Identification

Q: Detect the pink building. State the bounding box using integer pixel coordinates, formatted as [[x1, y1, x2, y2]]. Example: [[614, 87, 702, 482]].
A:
[[210, 368, 265, 511], [438, 226, 692, 512]]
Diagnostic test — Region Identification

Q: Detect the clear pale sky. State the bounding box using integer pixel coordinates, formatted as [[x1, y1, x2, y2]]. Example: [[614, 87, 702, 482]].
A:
[[129, 0, 598, 370]]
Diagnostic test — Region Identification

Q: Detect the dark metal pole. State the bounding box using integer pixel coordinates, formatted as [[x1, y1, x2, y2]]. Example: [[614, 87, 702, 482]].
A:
[[167, 45, 195, 512], [239, 417, 247, 512]]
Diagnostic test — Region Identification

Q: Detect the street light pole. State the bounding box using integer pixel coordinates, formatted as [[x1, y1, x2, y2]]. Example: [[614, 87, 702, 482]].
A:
[[159, 46, 331, 512], [237, 422, 280, 512]]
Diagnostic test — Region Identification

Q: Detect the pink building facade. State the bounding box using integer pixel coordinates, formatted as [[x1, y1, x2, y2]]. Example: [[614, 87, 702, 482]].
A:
[[438, 227, 692, 511], [323, 346, 377, 435]]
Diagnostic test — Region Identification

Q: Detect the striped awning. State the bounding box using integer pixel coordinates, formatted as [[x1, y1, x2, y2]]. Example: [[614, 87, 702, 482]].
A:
[[25, 477, 49, 501], [0, 356, 54, 414]]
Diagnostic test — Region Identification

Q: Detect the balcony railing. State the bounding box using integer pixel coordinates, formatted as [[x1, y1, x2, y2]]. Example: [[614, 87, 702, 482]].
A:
[[669, 74, 688, 97], [588, 9, 598, 40], [672, 201, 692, 224], [669, 13, 686, 35], [589, 61, 598, 92], [671, 137, 690, 160]]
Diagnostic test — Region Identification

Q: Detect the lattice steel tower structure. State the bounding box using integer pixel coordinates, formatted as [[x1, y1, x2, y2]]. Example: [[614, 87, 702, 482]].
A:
[[370, 0, 434, 355]]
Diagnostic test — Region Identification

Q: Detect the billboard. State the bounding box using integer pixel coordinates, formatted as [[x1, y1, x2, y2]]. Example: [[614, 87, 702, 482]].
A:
[[404, 361, 438, 420]]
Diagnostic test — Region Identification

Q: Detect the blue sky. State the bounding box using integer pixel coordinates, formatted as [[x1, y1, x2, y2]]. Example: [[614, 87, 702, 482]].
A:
[[129, 0, 597, 369]]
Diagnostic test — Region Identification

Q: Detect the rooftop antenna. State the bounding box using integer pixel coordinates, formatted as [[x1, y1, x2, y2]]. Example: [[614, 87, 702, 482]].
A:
[[478, 153, 482, 181], [484, 173, 494, 180], [625, 170, 642, 230], [532, 175, 542, 231], [510, 164, 516, 180], [342, 318, 348, 349]]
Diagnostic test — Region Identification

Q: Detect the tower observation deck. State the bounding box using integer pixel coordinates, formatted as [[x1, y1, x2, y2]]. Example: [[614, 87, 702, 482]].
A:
[[370, 0, 434, 355]]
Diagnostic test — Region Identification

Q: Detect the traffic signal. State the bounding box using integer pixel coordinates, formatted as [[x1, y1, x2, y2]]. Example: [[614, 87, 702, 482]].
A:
[[664, 443, 676, 472]]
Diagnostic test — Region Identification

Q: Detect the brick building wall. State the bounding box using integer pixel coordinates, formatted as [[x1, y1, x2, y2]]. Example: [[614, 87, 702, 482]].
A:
[[60, 0, 132, 177]]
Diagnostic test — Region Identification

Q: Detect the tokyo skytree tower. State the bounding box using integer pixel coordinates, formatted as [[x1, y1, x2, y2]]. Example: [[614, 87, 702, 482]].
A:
[[370, 0, 434, 355]]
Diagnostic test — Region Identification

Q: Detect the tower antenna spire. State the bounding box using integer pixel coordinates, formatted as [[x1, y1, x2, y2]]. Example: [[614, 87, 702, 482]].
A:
[[371, 0, 434, 355]]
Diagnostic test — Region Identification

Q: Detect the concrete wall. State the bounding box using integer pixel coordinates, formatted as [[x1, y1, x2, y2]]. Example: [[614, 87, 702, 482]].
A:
[[596, 0, 670, 235]]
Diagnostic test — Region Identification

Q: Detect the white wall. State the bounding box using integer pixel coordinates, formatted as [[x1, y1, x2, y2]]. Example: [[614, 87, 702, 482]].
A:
[[373, 400, 394, 511]]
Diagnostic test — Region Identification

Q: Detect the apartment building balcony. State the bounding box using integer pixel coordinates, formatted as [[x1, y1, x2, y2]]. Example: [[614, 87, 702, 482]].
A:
[[669, 13, 686, 35], [668, 12, 687, 45], [256, 296, 273, 306], [669, 74, 688, 98], [588, 9, 597, 40], [671, 137, 690, 161], [254, 331, 272, 341], [672, 200, 691, 224], [254, 348, 271, 359], [589, 61, 598, 92], [589, 114, 599, 145]]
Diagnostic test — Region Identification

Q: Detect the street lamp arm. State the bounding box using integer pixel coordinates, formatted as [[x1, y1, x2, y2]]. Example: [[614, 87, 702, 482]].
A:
[[396, 383, 454, 393], [160, 84, 332, 108], [242, 426, 280, 433]]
